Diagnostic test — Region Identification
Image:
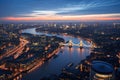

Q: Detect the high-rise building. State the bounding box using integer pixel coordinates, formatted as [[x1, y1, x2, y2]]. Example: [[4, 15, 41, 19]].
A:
[[90, 61, 114, 80]]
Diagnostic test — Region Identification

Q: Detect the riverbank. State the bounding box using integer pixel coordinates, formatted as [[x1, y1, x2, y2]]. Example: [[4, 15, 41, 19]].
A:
[[0, 28, 65, 80], [35, 24, 120, 80], [21, 28, 91, 80]]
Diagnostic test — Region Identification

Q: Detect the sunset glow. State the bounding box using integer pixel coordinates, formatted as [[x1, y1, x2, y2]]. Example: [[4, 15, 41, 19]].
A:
[[0, 0, 120, 22], [1, 14, 120, 21]]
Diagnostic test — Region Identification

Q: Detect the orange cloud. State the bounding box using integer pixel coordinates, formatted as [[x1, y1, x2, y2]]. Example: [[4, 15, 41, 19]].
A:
[[1, 14, 120, 21]]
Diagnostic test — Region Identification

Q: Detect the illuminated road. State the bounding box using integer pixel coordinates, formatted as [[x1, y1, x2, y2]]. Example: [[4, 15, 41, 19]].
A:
[[0, 38, 29, 60], [22, 28, 91, 80]]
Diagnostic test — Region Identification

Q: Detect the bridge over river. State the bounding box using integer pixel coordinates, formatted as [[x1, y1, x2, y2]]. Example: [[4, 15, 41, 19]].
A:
[[60, 39, 95, 48]]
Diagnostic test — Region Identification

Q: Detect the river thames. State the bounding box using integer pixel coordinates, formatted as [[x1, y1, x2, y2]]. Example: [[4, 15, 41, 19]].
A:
[[21, 28, 91, 80]]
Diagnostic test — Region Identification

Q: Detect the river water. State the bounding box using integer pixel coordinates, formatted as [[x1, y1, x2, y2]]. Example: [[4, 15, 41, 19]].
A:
[[21, 28, 91, 80]]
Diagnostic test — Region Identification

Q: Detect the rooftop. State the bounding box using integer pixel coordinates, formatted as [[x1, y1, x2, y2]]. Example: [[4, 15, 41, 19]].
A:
[[0, 69, 12, 76], [91, 61, 114, 74]]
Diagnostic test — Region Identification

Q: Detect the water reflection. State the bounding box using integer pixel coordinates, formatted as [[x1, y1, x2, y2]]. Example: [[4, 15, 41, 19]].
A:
[[21, 28, 91, 80], [68, 47, 74, 54], [79, 48, 85, 53]]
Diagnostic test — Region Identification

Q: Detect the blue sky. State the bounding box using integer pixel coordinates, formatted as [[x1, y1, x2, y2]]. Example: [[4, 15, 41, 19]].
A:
[[0, 0, 120, 21]]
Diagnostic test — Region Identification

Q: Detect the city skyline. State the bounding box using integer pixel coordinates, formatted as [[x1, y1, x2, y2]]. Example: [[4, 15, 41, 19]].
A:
[[0, 0, 120, 22], [0, 1, 120, 79]]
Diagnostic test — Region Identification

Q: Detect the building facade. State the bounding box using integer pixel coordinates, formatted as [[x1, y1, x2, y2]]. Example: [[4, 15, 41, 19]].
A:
[[90, 61, 114, 80]]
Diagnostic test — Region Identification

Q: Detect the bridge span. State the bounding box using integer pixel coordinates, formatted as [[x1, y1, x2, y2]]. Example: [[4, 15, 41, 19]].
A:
[[60, 40, 95, 48]]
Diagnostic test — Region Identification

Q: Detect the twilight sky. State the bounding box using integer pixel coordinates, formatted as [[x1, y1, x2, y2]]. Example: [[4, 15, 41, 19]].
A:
[[0, 0, 120, 21]]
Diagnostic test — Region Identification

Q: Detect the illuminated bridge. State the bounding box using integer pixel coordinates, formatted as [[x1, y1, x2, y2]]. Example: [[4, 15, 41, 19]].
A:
[[60, 40, 95, 48]]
